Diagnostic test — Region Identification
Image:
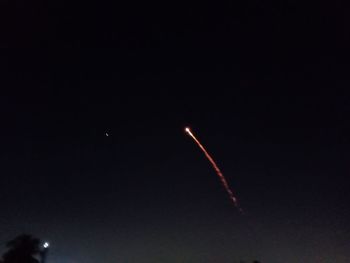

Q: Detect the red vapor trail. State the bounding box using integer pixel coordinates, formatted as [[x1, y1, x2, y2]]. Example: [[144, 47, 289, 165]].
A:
[[185, 127, 243, 213]]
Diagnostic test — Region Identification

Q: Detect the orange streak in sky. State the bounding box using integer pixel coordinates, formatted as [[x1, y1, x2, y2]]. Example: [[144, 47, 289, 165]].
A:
[[185, 127, 243, 213]]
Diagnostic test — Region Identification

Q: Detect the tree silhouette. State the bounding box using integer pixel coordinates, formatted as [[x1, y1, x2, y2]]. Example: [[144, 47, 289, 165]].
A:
[[1, 234, 41, 263]]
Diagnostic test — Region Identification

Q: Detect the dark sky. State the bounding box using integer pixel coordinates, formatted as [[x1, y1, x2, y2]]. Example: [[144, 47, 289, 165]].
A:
[[1, 1, 350, 263]]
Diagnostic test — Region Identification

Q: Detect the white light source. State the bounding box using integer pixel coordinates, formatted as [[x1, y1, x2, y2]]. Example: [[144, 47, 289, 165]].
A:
[[43, 242, 49, 248]]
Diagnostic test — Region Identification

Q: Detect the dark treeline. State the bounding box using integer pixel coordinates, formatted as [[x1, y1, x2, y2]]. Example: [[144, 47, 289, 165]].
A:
[[0, 234, 261, 263], [0, 234, 46, 263]]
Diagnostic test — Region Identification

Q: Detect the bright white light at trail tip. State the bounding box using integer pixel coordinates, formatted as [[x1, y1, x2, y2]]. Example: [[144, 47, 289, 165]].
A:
[[185, 127, 190, 133], [43, 242, 49, 248]]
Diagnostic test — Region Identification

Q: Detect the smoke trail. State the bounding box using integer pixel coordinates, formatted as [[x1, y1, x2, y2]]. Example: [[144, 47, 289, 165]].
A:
[[185, 127, 243, 213]]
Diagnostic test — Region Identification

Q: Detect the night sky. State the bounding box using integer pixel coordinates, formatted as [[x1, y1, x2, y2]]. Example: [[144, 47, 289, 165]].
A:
[[1, 1, 350, 263]]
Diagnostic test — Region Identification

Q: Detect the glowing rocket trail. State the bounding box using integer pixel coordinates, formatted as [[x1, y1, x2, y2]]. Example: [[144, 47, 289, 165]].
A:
[[185, 127, 243, 213]]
